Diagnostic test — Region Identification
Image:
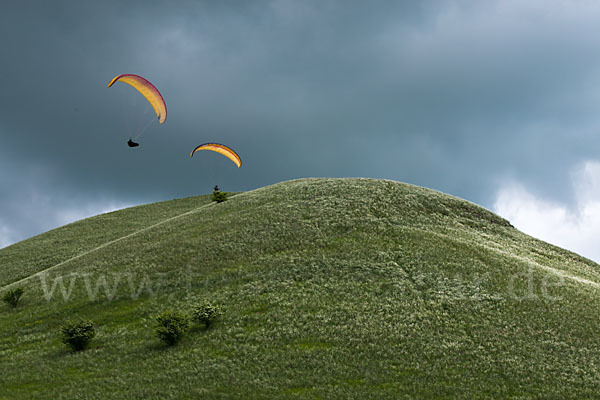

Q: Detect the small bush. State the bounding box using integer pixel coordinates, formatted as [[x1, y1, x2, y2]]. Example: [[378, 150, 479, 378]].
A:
[[212, 186, 228, 203], [61, 320, 96, 351], [192, 304, 221, 329], [155, 310, 190, 346], [2, 287, 24, 308]]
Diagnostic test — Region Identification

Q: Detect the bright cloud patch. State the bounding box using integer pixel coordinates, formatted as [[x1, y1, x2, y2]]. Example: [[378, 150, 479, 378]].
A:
[[494, 161, 600, 263], [0, 224, 18, 249]]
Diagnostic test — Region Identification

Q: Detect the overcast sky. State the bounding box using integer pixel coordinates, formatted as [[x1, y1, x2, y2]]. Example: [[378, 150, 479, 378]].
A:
[[2, 0, 600, 262]]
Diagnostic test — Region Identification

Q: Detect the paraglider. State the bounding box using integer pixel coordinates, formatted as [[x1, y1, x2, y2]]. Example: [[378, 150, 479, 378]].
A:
[[108, 74, 167, 123], [190, 143, 242, 168], [108, 74, 166, 147]]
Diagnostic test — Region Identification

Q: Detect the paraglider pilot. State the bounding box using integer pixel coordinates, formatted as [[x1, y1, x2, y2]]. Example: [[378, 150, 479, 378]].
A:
[[127, 138, 139, 147]]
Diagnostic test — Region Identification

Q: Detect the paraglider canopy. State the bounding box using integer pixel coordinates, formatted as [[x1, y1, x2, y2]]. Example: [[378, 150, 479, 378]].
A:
[[190, 143, 242, 168], [108, 74, 167, 124]]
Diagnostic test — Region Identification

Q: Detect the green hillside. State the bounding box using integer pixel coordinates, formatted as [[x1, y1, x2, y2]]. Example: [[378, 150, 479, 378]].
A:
[[1, 178, 600, 399]]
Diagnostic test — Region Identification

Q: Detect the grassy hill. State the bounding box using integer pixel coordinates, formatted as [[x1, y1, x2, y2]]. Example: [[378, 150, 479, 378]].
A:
[[1, 178, 600, 399]]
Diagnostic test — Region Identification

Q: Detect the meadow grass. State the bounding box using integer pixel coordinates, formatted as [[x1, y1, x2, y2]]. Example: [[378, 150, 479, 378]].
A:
[[1, 178, 599, 399]]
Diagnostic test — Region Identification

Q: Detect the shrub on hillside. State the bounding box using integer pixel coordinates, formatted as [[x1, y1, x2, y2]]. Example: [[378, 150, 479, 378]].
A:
[[61, 320, 96, 351], [192, 304, 221, 329], [155, 310, 190, 346], [2, 287, 24, 308], [212, 185, 228, 203]]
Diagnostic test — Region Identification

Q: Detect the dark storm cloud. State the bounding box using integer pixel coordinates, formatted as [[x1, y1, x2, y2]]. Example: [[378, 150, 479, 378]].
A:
[[2, 0, 600, 245]]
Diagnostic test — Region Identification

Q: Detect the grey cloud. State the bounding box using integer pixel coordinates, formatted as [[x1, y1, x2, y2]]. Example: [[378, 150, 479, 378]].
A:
[[2, 0, 600, 245]]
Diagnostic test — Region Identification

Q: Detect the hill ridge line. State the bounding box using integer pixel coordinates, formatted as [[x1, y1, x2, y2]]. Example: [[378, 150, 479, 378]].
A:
[[0, 201, 216, 291]]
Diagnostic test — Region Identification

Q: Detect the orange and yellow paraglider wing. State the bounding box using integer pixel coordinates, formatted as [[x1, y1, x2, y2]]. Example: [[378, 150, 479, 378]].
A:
[[190, 143, 242, 168], [107, 74, 167, 124]]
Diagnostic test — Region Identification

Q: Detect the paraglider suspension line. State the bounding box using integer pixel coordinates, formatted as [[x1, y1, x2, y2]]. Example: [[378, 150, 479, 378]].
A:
[[134, 117, 156, 140]]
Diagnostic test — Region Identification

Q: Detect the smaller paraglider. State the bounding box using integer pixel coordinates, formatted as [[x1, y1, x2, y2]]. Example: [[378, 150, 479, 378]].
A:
[[190, 143, 242, 168], [127, 138, 139, 147]]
